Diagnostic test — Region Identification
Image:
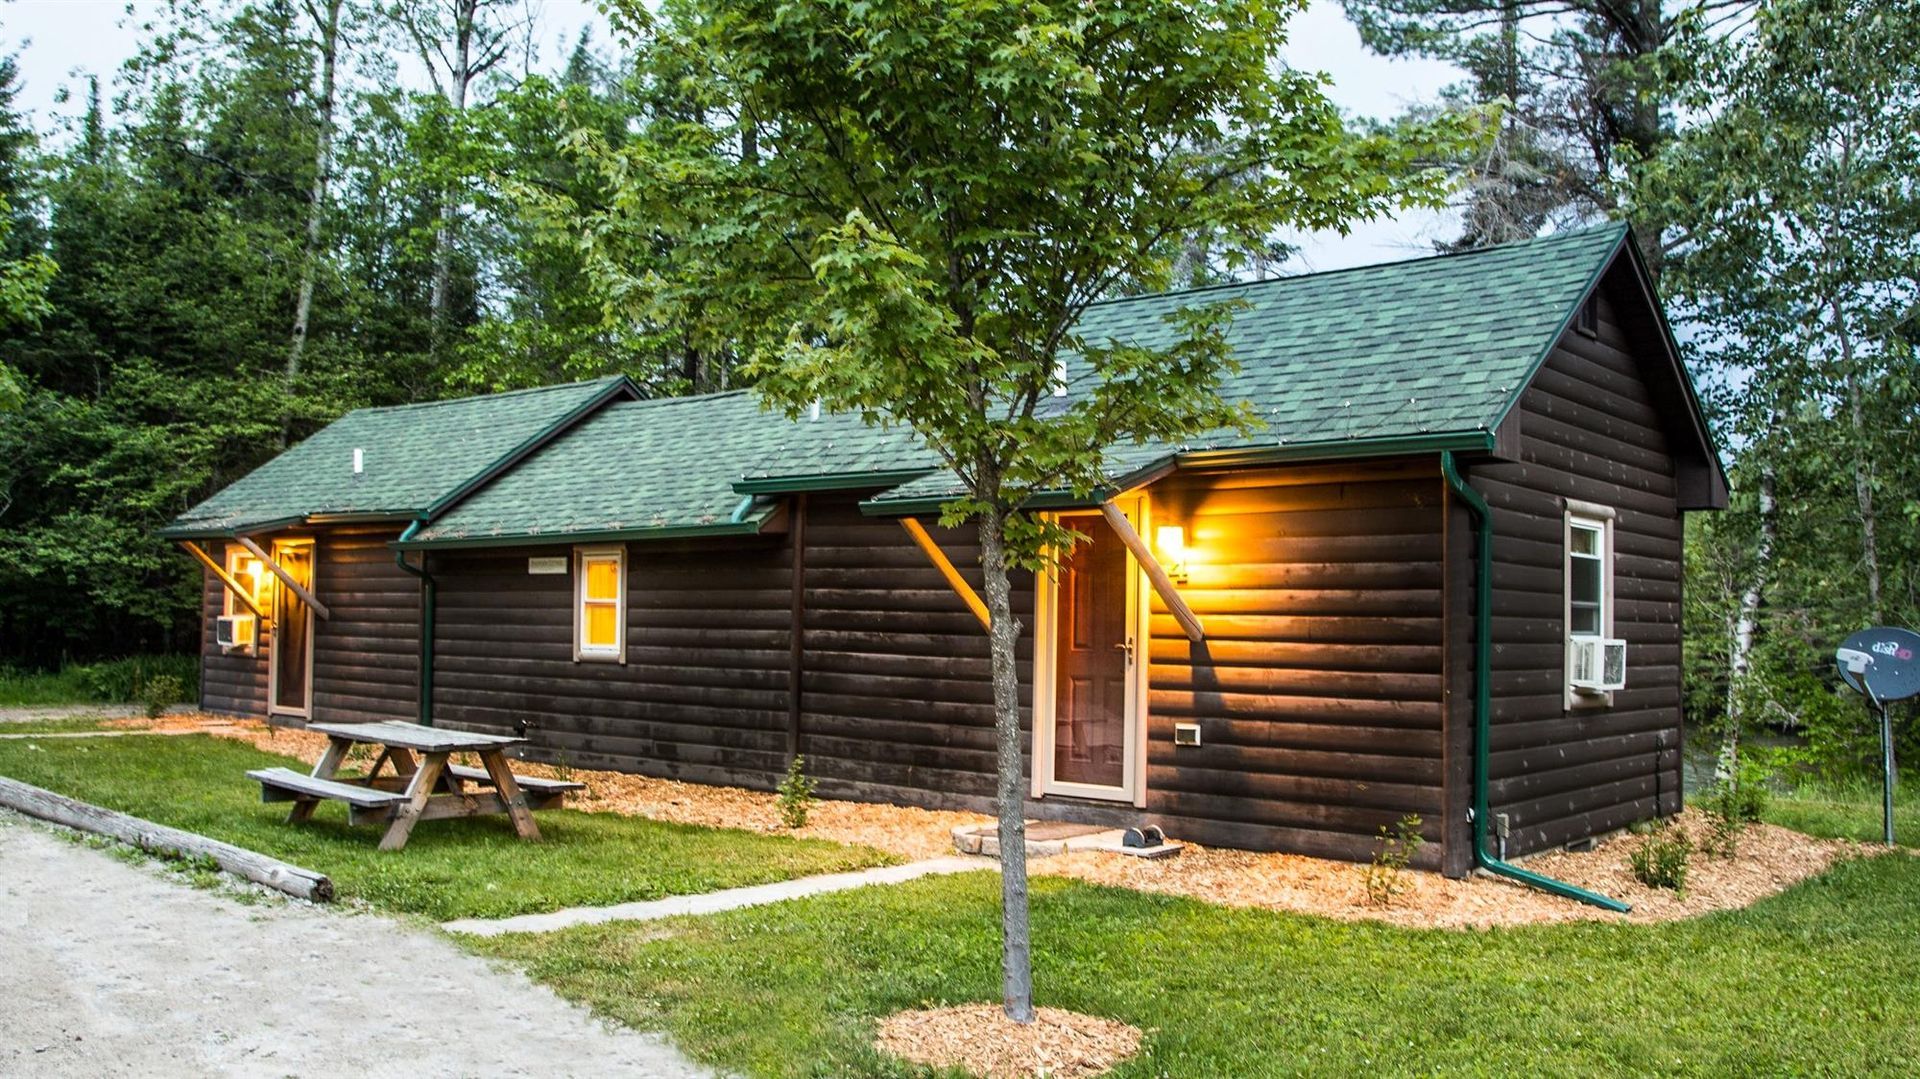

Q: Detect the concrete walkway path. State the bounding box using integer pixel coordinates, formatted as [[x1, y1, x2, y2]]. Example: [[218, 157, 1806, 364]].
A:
[[0, 811, 712, 1078], [445, 856, 988, 937]]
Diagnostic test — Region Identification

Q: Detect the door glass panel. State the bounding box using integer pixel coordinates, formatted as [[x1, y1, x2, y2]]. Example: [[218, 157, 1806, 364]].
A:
[[272, 544, 314, 712], [1052, 516, 1127, 788]]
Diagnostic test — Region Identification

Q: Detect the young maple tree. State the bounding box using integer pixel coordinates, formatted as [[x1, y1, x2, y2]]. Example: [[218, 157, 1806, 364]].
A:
[[593, 0, 1473, 1022]]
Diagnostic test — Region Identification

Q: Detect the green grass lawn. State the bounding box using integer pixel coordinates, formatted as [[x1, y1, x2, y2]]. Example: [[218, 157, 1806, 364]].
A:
[[473, 856, 1920, 1077], [0, 734, 895, 921], [0, 715, 126, 734], [1766, 779, 1920, 847]]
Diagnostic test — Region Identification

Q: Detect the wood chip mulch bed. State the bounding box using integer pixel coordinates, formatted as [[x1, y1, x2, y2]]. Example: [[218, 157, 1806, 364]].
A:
[[1037, 808, 1867, 928], [150, 715, 1874, 927], [875, 1004, 1142, 1079]]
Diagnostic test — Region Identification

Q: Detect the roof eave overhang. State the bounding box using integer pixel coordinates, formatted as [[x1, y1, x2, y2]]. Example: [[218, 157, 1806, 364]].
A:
[[732, 467, 937, 496], [857, 433, 1490, 518], [158, 514, 310, 540], [394, 518, 775, 552]]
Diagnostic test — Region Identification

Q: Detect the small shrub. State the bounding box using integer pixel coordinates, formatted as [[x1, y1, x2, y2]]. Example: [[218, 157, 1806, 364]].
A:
[[1362, 813, 1425, 907], [141, 674, 185, 718], [777, 754, 818, 830], [1629, 823, 1691, 891]]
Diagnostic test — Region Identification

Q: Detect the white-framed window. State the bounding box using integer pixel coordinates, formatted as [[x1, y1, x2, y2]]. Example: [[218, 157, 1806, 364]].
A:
[[220, 546, 270, 652], [1564, 501, 1619, 702], [574, 545, 626, 662]]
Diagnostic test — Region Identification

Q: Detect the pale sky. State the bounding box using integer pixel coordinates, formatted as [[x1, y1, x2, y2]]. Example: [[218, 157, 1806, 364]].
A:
[[1, 0, 1463, 270]]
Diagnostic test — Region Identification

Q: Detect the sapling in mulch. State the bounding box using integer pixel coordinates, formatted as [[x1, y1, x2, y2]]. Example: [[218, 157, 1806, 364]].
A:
[[1629, 823, 1692, 891], [1363, 814, 1425, 907], [777, 754, 817, 830], [141, 674, 184, 719]]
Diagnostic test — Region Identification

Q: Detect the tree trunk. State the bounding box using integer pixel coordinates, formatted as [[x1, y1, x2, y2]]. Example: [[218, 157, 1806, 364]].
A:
[[1834, 299, 1882, 622], [1722, 462, 1774, 779], [282, 0, 344, 449], [428, 0, 477, 350], [975, 503, 1034, 1024]]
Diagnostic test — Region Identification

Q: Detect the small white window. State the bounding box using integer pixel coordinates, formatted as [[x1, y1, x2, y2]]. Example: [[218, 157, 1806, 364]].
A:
[[574, 545, 626, 662], [223, 547, 270, 619], [1565, 504, 1622, 702]]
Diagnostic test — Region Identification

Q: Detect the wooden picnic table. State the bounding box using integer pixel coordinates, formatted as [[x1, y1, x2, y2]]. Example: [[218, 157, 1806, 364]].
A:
[[246, 720, 582, 851]]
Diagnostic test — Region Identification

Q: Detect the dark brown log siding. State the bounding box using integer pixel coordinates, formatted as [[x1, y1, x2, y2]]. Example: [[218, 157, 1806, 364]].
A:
[[197, 527, 418, 722], [1140, 462, 1447, 865], [311, 528, 418, 724], [1469, 286, 1686, 857], [800, 495, 1033, 805], [431, 536, 796, 787]]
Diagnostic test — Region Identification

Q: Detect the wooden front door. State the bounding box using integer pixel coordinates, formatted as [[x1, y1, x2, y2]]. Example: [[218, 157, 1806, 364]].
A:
[[1048, 513, 1135, 795], [269, 539, 315, 718]]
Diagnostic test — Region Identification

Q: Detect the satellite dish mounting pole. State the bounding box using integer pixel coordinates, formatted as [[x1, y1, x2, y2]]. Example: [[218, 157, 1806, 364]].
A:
[[1876, 685, 1896, 847]]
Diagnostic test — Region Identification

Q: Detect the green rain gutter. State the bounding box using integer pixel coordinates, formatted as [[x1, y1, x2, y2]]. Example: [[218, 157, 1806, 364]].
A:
[[1441, 451, 1630, 913], [393, 519, 437, 727]]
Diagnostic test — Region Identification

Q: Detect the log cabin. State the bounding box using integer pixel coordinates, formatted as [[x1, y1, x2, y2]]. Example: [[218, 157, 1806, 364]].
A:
[[165, 224, 1725, 875]]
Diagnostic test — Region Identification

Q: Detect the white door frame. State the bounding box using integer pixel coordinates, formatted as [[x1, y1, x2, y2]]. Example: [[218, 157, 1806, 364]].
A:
[[266, 537, 317, 720], [1030, 496, 1150, 807]]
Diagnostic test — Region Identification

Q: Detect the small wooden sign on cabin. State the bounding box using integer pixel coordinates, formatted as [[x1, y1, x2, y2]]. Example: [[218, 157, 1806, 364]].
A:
[[527, 556, 568, 575]]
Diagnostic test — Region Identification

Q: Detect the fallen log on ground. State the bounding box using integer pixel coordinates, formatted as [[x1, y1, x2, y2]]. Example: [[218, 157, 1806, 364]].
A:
[[0, 775, 334, 902]]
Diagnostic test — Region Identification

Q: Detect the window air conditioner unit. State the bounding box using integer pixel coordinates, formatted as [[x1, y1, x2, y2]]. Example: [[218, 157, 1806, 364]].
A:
[[1569, 637, 1627, 693], [216, 614, 256, 650]]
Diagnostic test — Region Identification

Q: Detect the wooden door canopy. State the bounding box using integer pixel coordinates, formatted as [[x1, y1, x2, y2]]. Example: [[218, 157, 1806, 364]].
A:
[[236, 535, 332, 620], [180, 540, 267, 619], [899, 517, 991, 630], [1098, 502, 1204, 643]]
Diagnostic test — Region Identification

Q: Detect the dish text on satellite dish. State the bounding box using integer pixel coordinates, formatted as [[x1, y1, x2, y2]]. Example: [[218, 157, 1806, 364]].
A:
[[1836, 627, 1920, 703]]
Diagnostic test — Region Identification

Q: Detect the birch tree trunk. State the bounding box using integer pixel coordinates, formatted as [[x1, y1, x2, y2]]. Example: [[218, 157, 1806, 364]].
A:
[[975, 497, 1034, 1024], [427, 5, 474, 350], [1834, 298, 1883, 622], [282, 0, 344, 449], [1722, 462, 1775, 777]]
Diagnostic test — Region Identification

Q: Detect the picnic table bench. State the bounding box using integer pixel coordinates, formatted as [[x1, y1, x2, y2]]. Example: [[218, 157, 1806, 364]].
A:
[[247, 720, 583, 851]]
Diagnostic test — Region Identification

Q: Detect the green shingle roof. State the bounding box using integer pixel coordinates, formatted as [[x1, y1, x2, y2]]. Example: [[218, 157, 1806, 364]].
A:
[[200, 224, 1650, 548], [161, 376, 631, 538], [410, 392, 935, 547], [862, 222, 1631, 510]]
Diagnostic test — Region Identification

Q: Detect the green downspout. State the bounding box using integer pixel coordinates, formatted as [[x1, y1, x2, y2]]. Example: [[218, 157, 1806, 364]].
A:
[[394, 520, 436, 727], [1442, 451, 1630, 913]]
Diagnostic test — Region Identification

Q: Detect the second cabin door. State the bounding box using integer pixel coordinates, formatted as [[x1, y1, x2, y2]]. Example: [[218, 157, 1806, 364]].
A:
[[1039, 506, 1143, 802]]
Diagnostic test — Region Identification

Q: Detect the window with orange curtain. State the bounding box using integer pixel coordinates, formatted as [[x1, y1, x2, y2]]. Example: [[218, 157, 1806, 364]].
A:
[[575, 546, 626, 661]]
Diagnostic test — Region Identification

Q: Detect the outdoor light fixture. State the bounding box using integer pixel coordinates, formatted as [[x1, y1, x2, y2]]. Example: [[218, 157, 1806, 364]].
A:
[[1155, 524, 1189, 584]]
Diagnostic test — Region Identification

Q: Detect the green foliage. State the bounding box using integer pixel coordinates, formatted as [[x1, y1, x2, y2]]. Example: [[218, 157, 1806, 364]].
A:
[[0, 655, 197, 706], [1361, 812, 1424, 907], [74, 654, 199, 705], [776, 754, 818, 831], [140, 673, 185, 717], [1700, 773, 1768, 859], [0, 734, 895, 920], [591, 0, 1478, 544], [1628, 823, 1691, 891], [472, 857, 1920, 1077]]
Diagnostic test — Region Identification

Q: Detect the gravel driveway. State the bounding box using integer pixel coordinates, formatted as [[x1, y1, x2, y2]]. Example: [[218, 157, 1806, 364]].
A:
[[0, 811, 712, 1078]]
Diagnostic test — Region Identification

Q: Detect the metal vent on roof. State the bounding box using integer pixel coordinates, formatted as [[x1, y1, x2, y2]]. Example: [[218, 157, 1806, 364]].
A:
[[352, 448, 364, 474]]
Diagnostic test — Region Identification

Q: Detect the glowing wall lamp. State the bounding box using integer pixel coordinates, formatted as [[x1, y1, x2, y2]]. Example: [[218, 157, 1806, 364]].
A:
[[1155, 524, 1189, 585]]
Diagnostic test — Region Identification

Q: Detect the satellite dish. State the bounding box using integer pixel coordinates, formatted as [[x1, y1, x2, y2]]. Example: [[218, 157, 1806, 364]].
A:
[[1835, 626, 1919, 848], [1836, 627, 1920, 703]]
